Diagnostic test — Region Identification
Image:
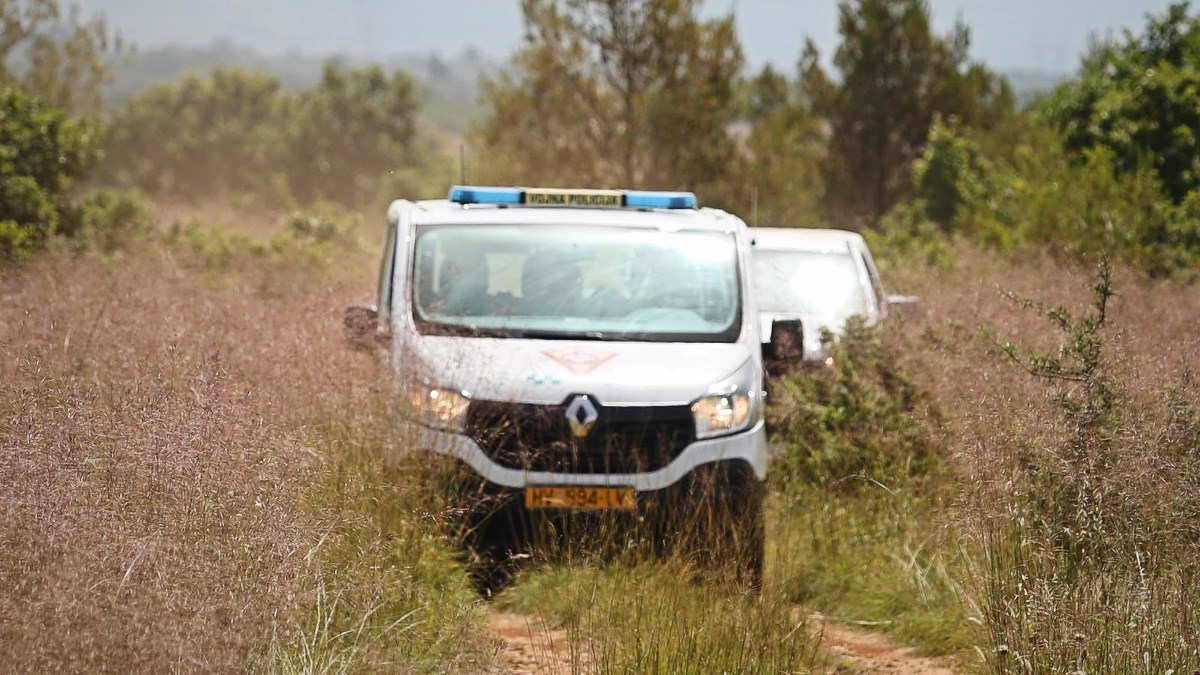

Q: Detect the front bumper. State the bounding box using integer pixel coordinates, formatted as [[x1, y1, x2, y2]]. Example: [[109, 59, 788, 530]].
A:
[[409, 419, 767, 491]]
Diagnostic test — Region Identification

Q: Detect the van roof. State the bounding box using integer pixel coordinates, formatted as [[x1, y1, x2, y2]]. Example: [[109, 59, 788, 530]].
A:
[[751, 227, 864, 253], [402, 199, 745, 233]]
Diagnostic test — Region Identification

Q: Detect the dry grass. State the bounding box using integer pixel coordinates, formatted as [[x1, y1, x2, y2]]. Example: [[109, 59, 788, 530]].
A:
[[891, 245, 1200, 670], [494, 561, 825, 674], [0, 223, 490, 671], [7, 210, 1199, 672]]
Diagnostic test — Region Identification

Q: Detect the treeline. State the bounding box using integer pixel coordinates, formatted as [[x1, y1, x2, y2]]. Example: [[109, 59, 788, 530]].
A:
[[4, 0, 1200, 275], [103, 42, 493, 133], [891, 3, 1200, 275], [104, 64, 421, 206], [476, 0, 1200, 276], [476, 0, 1013, 227], [0, 0, 435, 259]]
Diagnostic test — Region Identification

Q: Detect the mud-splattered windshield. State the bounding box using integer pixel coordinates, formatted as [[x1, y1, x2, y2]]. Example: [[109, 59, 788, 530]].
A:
[[412, 224, 741, 342]]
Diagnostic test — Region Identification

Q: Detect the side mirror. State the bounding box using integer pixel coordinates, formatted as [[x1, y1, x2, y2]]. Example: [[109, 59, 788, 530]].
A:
[[763, 319, 804, 363], [343, 304, 387, 352]]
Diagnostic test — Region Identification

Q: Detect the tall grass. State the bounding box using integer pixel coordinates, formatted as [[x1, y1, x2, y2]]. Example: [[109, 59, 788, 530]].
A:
[[773, 488, 977, 657], [0, 216, 492, 671], [898, 246, 1200, 671], [495, 560, 825, 674], [8, 206, 1198, 672], [766, 318, 975, 660]]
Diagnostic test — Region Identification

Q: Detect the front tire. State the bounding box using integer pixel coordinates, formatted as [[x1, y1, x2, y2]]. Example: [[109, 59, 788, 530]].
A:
[[652, 462, 766, 591]]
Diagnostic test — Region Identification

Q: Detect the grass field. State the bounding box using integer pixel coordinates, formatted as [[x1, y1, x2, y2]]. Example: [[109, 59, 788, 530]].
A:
[[3, 206, 1198, 672]]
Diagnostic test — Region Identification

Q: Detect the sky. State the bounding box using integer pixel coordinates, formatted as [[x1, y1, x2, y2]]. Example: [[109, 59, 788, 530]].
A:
[[75, 0, 1179, 74]]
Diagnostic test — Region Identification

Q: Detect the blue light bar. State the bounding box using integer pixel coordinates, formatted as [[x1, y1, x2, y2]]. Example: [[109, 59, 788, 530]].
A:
[[447, 185, 699, 209], [448, 186, 523, 205], [625, 190, 698, 209]]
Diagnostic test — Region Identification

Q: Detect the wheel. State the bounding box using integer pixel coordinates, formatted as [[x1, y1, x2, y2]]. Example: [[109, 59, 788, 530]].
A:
[[654, 462, 766, 591], [717, 470, 765, 592], [452, 479, 532, 597]]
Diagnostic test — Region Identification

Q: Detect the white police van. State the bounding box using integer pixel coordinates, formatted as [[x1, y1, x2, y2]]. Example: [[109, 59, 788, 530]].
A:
[[348, 185, 767, 585]]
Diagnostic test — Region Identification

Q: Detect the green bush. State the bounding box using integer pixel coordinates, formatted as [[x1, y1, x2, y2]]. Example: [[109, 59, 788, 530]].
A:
[[58, 189, 156, 254], [165, 219, 269, 271], [0, 86, 100, 258], [283, 205, 362, 250], [887, 120, 1200, 276], [768, 319, 942, 489], [164, 206, 362, 272]]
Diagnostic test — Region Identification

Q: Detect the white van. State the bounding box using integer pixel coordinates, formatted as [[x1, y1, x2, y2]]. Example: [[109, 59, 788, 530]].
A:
[[348, 186, 767, 584], [751, 227, 914, 365]]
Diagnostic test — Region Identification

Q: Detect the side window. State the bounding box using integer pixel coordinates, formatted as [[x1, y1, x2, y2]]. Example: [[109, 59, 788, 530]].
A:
[[376, 220, 398, 313]]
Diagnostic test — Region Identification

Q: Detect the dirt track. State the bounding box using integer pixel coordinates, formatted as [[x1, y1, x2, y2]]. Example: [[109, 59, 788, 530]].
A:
[[488, 608, 961, 674], [814, 616, 959, 674], [489, 612, 584, 674]]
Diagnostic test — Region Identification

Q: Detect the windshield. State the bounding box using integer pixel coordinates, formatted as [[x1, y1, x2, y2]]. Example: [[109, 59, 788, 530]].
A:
[[412, 224, 741, 342], [752, 250, 871, 325]]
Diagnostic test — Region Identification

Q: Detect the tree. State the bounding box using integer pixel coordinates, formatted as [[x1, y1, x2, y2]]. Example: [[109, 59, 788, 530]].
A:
[[1045, 2, 1200, 205], [103, 69, 288, 198], [102, 63, 420, 206], [475, 0, 744, 206], [736, 64, 826, 227], [0, 0, 125, 116], [0, 85, 99, 257], [286, 63, 419, 205], [805, 0, 1012, 228]]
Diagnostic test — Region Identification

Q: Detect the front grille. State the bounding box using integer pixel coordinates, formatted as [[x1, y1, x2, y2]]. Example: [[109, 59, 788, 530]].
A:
[[465, 397, 695, 474]]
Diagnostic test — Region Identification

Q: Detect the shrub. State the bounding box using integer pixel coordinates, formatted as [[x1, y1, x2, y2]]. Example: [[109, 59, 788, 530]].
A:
[[0, 86, 100, 258], [283, 205, 362, 250], [887, 121, 1200, 276], [163, 206, 362, 272], [768, 319, 942, 490], [57, 189, 156, 254]]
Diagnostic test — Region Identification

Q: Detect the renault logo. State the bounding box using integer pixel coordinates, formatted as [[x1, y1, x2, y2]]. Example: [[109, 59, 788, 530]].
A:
[[565, 395, 599, 438]]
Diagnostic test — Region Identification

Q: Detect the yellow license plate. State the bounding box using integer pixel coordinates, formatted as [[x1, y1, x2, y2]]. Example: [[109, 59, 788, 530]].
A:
[[524, 486, 636, 510]]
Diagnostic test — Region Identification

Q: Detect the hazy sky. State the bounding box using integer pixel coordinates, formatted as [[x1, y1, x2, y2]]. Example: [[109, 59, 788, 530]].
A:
[[76, 0, 1179, 73]]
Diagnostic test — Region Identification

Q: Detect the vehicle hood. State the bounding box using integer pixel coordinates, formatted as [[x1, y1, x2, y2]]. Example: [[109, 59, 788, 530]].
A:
[[402, 336, 755, 406]]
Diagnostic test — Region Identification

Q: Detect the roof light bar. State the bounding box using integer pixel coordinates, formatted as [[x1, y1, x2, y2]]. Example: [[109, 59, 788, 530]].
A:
[[448, 185, 698, 210], [448, 186, 523, 205], [625, 191, 697, 209]]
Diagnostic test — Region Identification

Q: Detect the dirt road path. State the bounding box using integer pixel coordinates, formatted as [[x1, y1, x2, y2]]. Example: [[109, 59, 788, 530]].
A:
[[488, 608, 962, 674], [488, 612, 589, 674], [813, 615, 961, 674]]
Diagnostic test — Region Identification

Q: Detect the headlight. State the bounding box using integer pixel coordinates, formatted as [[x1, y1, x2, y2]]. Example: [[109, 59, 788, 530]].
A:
[[408, 385, 470, 431], [691, 392, 753, 439]]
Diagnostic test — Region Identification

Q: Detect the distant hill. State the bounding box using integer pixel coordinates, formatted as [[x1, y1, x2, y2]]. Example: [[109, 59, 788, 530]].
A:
[[104, 41, 502, 133]]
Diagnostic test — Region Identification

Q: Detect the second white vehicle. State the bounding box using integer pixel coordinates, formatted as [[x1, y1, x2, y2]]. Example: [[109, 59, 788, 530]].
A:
[[751, 227, 913, 365]]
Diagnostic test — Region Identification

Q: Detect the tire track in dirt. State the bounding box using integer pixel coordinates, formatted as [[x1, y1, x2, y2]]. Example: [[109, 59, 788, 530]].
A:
[[488, 612, 590, 674], [488, 609, 962, 674], [812, 614, 961, 674]]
